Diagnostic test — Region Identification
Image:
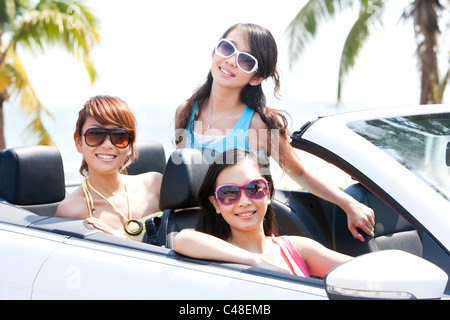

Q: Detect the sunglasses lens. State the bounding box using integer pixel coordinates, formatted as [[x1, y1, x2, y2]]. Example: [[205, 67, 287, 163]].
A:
[[237, 53, 257, 73], [85, 128, 107, 147], [216, 39, 257, 73], [217, 185, 240, 205], [84, 128, 130, 148], [216, 40, 235, 57], [216, 179, 268, 205], [111, 130, 130, 148], [246, 179, 268, 199]]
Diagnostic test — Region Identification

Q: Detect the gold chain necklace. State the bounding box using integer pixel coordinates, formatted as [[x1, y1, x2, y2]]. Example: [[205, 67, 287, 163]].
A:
[[82, 179, 143, 236]]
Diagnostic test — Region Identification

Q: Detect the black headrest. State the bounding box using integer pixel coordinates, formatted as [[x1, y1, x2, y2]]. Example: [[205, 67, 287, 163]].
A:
[[159, 148, 209, 210], [0, 146, 65, 205], [127, 140, 166, 175]]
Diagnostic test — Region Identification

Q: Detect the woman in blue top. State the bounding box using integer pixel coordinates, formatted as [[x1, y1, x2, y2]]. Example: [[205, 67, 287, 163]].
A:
[[175, 23, 375, 242]]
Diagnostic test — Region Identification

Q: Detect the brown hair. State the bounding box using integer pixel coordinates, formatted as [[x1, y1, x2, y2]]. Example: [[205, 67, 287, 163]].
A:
[[75, 95, 137, 176]]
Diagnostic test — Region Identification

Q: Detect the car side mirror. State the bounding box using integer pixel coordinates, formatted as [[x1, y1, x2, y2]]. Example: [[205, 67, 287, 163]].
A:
[[324, 250, 448, 300], [446, 142, 450, 166]]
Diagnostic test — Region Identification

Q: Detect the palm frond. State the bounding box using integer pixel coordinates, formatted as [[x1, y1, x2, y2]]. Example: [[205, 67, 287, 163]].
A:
[[0, 0, 100, 147], [25, 110, 55, 146], [0, 0, 29, 29], [10, 0, 100, 83], [286, 0, 356, 68], [0, 49, 55, 145], [337, 2, 383, 100]]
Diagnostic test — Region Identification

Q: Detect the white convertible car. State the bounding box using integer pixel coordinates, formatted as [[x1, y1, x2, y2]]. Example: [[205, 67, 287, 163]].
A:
[[0, 105, 448, 301]]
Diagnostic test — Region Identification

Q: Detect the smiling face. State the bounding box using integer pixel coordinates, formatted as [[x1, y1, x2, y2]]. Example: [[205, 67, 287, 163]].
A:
[[75, 116, 132, 175], [75, 96, 137, 177], [211, 28, 264, 89], [209, 158, 271, 235]]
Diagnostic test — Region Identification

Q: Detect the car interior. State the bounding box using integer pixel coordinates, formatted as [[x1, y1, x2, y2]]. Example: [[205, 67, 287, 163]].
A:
[[0, 140, 447, 287], [0, 145, 66, 216], [332, 184, 423, 257], [0, 142, 338, 247]]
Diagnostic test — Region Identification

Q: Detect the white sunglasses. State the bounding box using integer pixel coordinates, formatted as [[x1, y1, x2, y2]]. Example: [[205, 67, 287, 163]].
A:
[[214, 38, 259, 74]]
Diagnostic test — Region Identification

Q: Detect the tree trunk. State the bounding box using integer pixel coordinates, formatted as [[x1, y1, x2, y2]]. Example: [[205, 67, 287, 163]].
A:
[[414, 0, 441, 104], [0, 98, 6, 150], [0, 34, 5, 150]]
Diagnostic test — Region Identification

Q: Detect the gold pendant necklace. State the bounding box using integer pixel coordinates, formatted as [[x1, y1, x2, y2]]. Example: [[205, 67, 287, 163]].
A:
[[82, 179, 143, 236]]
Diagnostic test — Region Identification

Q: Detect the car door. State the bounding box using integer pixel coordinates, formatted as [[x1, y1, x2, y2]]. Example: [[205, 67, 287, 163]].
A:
[[0, 223, 67, 299], [31, 236, 328, 299]]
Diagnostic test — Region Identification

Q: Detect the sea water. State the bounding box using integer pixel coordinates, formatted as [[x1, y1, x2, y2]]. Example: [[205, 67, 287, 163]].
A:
[[3, 100, 360, 188]]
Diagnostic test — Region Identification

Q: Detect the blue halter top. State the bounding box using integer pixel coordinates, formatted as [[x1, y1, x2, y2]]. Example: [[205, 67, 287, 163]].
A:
[[185, 103, 255, 155]]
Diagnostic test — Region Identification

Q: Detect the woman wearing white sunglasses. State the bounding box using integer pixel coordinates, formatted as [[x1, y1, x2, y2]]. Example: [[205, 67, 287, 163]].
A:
[[174, 23, 375, 242]]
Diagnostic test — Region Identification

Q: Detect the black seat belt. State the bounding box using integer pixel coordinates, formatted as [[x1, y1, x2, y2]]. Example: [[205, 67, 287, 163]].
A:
[[145, 216, 160, 245]]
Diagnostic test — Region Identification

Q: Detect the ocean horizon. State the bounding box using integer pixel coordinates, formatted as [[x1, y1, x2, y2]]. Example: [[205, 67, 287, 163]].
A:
[[4, 99, 367, 188]]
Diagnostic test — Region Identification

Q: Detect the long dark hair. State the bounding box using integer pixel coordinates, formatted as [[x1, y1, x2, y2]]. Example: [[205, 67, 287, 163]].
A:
[[196, 148, 278, 240], [175, 23, 290, 164]]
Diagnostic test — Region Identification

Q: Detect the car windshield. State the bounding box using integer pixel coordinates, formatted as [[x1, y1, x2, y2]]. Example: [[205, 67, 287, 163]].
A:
[[347, 113, 450, 201]]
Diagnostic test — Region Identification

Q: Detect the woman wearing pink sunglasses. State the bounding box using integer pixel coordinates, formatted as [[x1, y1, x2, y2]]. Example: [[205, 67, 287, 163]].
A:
[[174, 23, 375, 242], [173, 149, 350, 277]]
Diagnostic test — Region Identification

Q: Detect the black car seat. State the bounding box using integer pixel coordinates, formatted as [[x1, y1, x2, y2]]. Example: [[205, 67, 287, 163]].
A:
[[152, 148, 209, 248], [127, 140, 166, 175], [272, 189, 334, 248], [150, 147, 336, 249], [0, 146, 66, 216], [332, 183, 423, 257]]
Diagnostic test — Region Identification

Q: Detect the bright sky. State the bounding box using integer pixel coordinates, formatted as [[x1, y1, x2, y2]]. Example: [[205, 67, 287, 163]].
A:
[[17, 0, 448, 113], [7, 0, 449, 186]]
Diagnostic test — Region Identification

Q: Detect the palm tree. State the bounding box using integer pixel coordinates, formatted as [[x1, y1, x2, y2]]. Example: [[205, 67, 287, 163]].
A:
[[0, 0, 99, 150], [403, 0, 449, 104], [286, 0, 450, 105]]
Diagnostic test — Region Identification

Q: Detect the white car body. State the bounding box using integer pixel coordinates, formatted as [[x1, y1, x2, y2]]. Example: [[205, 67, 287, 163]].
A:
[[0, 105, 448, 301], [296, 105, 450, 251]]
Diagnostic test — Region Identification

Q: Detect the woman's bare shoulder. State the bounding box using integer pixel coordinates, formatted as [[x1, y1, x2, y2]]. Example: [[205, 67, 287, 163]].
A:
[[175, 100, 190, 116], [55, 187, 87, 219], [126, 172, 162, 194], [249, 111, 268, 131]]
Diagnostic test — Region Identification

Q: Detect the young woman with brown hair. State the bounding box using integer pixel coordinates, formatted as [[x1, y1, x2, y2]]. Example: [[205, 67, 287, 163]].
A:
[[56, 95, 162, 240]]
